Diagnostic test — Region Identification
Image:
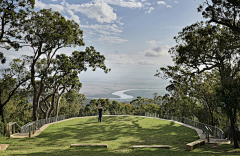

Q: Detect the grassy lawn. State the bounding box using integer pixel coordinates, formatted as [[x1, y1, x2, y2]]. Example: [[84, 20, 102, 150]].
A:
[[0, 116, 240, 155]]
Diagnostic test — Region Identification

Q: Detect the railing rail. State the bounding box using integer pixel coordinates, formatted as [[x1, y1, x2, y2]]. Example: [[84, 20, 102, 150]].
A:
[[145, 112, 224, 139], [6, 122, 22, 137]]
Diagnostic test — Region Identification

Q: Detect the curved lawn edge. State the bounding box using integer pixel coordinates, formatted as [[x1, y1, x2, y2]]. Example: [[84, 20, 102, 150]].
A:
[[11, 115, 201, 139]]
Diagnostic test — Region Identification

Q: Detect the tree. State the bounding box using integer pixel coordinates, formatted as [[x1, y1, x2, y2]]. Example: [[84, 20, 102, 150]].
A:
[[130, 96, 145, 106], [4, 91, 32, 125], [153, 93, 163, 106], [156, 22, 240, 148], [36, 57, 82, 120], [190, 71, 220, 126], [199, 0, 240, 33], [0, 0, 35, 64], [0, 59, 30, 123], [98, 98, 111, 111], [110, 100, 123, 113], [21, 9, 111, 121], [146, 103, 161, 114], [87, 99, 98, 113], [20, 9, 85, 121]]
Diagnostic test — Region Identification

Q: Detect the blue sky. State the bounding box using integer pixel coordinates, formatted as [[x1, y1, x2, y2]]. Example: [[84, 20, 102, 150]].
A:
[[3, 0, 206, 96]]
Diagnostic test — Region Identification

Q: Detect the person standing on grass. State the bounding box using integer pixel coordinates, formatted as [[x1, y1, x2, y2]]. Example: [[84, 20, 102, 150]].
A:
[[98, 102, 104, 122]]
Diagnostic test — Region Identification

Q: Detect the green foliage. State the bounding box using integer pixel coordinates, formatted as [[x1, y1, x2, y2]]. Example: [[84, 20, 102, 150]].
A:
[[104, 110, 110, 115], [3, 95, 32, 124], [0, 0, 35, 63], [22, 9, 85, 51], [145, 103, 161, 114], [157, 21, 240, 148], [0, 59, 30, 123], [58, 92, 86, 116], [199, 0, 240, 33]]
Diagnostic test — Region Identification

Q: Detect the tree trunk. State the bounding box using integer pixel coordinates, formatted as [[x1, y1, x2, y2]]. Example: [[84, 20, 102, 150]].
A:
[[48, 94, 56, 118], [33, 102, 38, 121], [55, 94, 62, 122], [230, 117, 239, 148], [45, 109, 49, 120], [31, 61, 38, 121], [210, 110, 214, 126], [0, 104, 4, 123]]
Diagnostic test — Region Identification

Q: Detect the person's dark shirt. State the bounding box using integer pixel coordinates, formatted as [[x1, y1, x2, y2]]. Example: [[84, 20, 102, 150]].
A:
[[98, 109, 102, 114]]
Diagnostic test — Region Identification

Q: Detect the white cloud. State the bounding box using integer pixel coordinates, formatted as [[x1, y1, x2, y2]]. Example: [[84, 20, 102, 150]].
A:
[[81, 24, 123, 36], [157, 1, 166, 5], [95, 0, 143, 8], [66, 9, 80, 24], [60, 0, 66, 5], [157, 1, 172, 8], [138, 60, 155, 65], [144, 2, 151, 6], [66, 1, 117, 23], [105, 50, 169, 67], [80, 23, 127, 44], [145, 7, 154, 14], [106, 53, 135, 65], [35, 0, 65, 12], [175, 1, 179, 3], [146, 40, 162, 46], [98, 35, 128, 43], [145, 45, 171, 57], [51, 0, 58, 1], [116, 18, 124, 26], [34, 0, 138, 44]]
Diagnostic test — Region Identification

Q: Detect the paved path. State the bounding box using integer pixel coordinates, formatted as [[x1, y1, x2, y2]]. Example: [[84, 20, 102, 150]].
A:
[[11, 115, 231, 144]]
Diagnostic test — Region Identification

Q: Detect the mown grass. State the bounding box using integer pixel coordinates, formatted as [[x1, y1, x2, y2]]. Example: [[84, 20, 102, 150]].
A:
[[0, 116, 240, 155]]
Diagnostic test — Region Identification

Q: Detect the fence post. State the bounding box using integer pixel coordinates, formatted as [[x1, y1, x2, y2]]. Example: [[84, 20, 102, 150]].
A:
[[33, 123, 35, 134], [6, 123, 10, 137], [207, 131, 210, 142], [13, 123, 15, 135], [215, 126, 217, 138], [29, 126, 31, 138]]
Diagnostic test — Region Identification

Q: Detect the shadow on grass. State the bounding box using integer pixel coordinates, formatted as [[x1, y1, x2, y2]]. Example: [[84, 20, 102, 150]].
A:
[[8, 145, 240, 156], [1, 116, 239, 156], [23, 116, 199, 149]]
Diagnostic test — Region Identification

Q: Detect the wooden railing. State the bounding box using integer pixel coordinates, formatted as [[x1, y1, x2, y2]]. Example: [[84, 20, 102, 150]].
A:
[[6, 122, 22, 137]]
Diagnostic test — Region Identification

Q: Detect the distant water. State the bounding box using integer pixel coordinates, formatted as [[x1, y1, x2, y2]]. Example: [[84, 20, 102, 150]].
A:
[[85, 88, 167, 103], [111, 89, 165, 100], [112, 90, 134, 99]]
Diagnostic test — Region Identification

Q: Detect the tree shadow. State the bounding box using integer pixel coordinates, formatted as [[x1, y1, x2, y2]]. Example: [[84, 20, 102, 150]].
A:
[[3, 116, 239, 156]]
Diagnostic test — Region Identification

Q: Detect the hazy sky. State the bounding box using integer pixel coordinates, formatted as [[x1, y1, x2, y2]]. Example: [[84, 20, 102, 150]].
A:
[[2, 0, 206, 95]]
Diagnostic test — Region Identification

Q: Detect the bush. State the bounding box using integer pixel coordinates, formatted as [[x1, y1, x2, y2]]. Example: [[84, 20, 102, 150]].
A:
[[104, 110, 110, 115]]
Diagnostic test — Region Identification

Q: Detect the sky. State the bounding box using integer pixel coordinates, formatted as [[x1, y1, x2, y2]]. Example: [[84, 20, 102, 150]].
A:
[[2, 0, 206, 96]]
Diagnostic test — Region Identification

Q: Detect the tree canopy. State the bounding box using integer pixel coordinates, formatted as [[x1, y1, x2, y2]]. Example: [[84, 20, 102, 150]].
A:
[[0, 0, 35, 64], [199, 0, 240, 33]]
